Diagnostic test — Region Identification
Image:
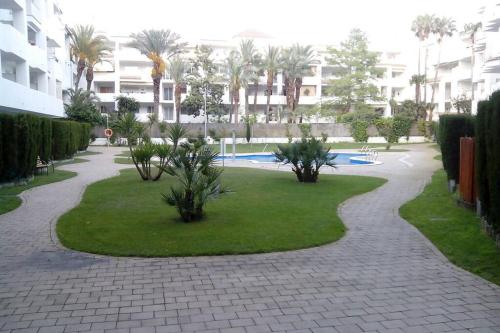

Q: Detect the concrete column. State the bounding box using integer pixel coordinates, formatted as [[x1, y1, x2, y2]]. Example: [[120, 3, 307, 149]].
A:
[[16, 61, 29, 86], [12, 8, 26, 35], [38, 71, 47, 93]]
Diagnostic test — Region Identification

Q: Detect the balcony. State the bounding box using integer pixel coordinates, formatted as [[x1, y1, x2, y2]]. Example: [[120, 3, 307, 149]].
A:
[[26, 44, 47, 72], [95, 92, 116, 103], [26, 1, 42, 26], [119, 92, 154, 103], [0, 0, 23, 10], [0, 76, 64, 116], [45, 20, 64, 47], [0, 24, 27, 58]]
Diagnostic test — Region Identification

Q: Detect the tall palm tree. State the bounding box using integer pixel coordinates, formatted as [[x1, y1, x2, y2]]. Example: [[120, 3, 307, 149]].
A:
[[68, 25, 108, 91], [409, 74, 425, 104], [225, 51, 244, 123], [280, 47, 298, 123], [128, 30, 185, 118], [263, 46, 280, 123], [292, 44, 314, 123], [251, 54, 263, 115], [463, 22, 482, 101], [168, 56, 188, 123], [429, 16, 456, 120], [239, 40, 258, 116], [411, 14, 435, 103], [85, 42, 112, 91]]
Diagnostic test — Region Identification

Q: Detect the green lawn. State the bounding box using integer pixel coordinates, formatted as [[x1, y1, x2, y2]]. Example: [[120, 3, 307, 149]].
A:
[[55, 158, 89, 166], [78, 150, 101, 156], [57, 168, 385, 257], [0, 169, 77, 215], [400, 169, 500, 285]]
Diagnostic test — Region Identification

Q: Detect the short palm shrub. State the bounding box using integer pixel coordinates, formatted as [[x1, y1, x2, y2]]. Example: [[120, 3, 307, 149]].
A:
[[131, 142, 172, 181], [162, 141, 229, 222], [274, 136, 337, 183]]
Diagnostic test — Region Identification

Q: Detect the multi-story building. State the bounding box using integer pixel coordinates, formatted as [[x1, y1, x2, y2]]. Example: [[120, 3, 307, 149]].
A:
[[0, 0, 72, 117], [92, 31, 414, 124], [425, 1, 500, 118]]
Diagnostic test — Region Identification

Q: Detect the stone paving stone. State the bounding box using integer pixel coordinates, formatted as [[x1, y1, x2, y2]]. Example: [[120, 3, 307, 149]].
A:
[[0, 145, 499, 333]]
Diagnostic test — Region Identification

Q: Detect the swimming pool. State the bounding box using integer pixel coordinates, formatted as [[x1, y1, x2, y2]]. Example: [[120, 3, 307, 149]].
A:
[[217, 152, 374, 165]]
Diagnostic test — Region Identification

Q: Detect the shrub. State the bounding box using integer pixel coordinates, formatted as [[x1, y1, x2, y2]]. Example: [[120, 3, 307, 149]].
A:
[[0, 114, 18, 182], [39, 117, 52, 161], [351, 120, 369, 142], [52, 120, 71, 160], [393, 115, 414, 140], [375, 118, 398, 150], [16, 114, 40, 179], [274, 135, 337, 183], [438, 114, 475, 183], [475, 101, 490, 218], [162, 141, 229, 222]]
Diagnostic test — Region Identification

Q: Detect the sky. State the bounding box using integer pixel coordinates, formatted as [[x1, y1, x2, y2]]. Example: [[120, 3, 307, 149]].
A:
[[62, 0, 482, 51]]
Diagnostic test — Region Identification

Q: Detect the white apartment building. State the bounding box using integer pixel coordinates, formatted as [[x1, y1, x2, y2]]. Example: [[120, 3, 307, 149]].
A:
[[0, 0, 72, 117], [425, 1, 500, 118], [92, 31, 414, 124]]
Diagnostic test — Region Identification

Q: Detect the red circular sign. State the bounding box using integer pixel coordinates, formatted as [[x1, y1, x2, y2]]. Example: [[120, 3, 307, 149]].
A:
[[104, 128, 113, 138]]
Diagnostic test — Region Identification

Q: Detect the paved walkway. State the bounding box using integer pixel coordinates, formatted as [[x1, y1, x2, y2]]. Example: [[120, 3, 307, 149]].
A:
[[0, 145, 498, 333]]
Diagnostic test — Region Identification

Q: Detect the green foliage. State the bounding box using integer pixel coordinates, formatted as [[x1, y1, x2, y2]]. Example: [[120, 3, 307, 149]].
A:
[[438, 114, 475, 182], [325, 29, 384, 113], [242, 115, 256, 143], [131, 142, 172, 181], [0, 114, 88, 183], [452, 94, 472, 114], [475, 92, 500, 232], [375, 118, 398, 150], [341, 110, 380, 143], [274, 135, 336, 183], [64, 88, 104, 125], [162, 141, 228, 222], [393, 114, 414, 140], [181, 45, 227, 120], [350, 120, 369, 143], [116, 95, 140, 114]]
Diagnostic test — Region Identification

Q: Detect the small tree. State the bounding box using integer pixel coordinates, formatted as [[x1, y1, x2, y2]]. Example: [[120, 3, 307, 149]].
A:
[[452, 94, 472, 114], [64, 88, 103, 125], [274, 135, 337, 183], [162, 140, 229, 222], [375, 118, 398, 150]]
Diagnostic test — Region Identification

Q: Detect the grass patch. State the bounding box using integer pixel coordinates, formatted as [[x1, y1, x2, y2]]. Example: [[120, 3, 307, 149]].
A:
[[114, 157, 133, 165], [0, 169, 77, 215], [400, 169, 500, 285], [57, 168, 385, 257], [78, 150, 101, 156], [55, 158, 89, 166]]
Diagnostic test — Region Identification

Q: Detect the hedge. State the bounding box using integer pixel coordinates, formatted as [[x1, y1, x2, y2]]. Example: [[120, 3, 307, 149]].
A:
[[438, 114, 475, 182], [0, 113, 91, 183], [476, 91, 500, 232]]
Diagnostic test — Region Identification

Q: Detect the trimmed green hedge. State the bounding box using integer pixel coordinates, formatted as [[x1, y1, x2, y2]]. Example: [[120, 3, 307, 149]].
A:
[[476, 91, 500, 232], [0, 113, 91, 183], [438, 114, 475, 182]]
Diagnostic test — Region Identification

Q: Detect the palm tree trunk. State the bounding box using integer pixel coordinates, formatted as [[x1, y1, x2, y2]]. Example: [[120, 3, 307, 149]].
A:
[[265, 75, 272, 124], [417, 41, 421, 103], [253, 81, 258, 114], [470, 38, 475, 101], [75, 58, 86, 91], [423, 46, 428, 104], [233, 93, 239, 124], [429, 42, 442, 122], [85, 66, 93, 92], [153, 76, 161, 119], [229, 90, 233, 123], [295, 77, 303, 123], [175, 84, 181, 123], [244, 88, 249, 116]]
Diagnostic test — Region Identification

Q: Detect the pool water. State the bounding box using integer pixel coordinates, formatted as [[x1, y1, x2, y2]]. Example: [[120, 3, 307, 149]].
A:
[[217, 153, 372, 165]]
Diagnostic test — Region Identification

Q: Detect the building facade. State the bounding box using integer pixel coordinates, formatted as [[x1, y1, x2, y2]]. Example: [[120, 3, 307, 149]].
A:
[[0, 0, 72, 116], [425, 1, 500, 118], [92, 32, 414, 124]]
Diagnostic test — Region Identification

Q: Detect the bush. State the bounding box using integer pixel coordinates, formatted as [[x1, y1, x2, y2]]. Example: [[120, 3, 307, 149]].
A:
[[438, 114, 475, 182], [393, 115, 414, 140], [476, 91, 500, 232], [0, 114, 18, 182], [39, 117, 53, 161], [274, 135, 337, 183], [52, 120, 71, 160], [375, 118, 398, 150], [351, 120, 369, 142]]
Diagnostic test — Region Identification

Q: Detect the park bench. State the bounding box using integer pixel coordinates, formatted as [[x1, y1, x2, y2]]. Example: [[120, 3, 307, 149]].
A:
[[35, 156, 54, 175]]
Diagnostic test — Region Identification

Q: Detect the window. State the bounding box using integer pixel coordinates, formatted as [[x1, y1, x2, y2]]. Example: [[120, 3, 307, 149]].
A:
[[29, 68, 38, 90], [391, 71, 403, 78], [163, 87, 173, 100], [147, 106, 154, 113], [445, 82, 451, 100], [163, 105, 174, 121], [100, 105, 109, 113], [1, 59, 16, 82], [99, 86, 114, 93], [27, 27, 38, 46]]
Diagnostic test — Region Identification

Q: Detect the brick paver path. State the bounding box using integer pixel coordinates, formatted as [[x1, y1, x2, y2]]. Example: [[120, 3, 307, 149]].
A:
[[0, 144, 498, 333]]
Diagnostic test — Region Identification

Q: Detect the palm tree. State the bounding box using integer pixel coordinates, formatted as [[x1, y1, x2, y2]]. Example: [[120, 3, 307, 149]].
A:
[[85, 42, 112, 91], [292, 44, 314, 123], [128, 30, 185, 119], [411, 14, 435, 103], [429, 16, 456, 120], [263, 46, 280, 123], [168, 56, 188, 123], [280, 47, 298, 123], [225, 51, 244, 123], [239, 40, 258, 116], [463, 22, 482, 101], [251, 54, 263, 115], [68, 25, 108, 91], [409, 74, 425, 104]]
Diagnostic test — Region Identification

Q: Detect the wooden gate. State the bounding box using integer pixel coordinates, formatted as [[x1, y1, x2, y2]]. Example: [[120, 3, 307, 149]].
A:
[[459, 137, 475, 206]]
